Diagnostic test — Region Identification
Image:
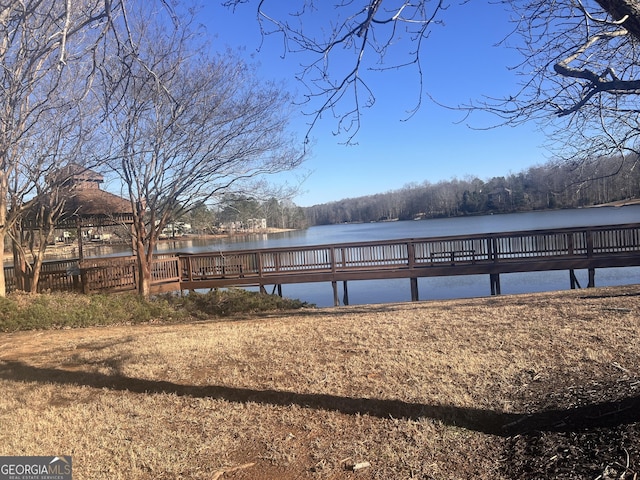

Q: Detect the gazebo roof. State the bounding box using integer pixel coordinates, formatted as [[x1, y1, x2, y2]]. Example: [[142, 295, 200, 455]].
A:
[[23, 165, 134, 229], [57, 188, 134, 228]]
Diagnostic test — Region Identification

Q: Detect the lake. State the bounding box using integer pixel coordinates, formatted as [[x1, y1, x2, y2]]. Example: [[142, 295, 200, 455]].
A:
[[152, 205, 640, 307]]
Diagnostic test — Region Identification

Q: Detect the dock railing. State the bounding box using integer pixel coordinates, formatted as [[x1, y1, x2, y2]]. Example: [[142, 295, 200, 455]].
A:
[[176, 224, 639, 280], [4, 222, 640, 297], [173, 223, 640, 304]]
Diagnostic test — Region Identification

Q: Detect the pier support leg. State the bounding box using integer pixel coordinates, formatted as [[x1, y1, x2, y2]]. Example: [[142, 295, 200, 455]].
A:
[[332, 281, 340, 306], [342, 281, 349, 306], [259, 285, 267, 295], [490, 274, 501, 296], [410, 277, 419, 302], [588, 268, 595, 288], [277, 284, 282, 297], [569, 270, 581, 289]]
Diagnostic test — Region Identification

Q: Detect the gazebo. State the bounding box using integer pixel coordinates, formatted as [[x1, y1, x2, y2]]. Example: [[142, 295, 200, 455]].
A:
[[22, 163, 135, 262], [51, 164, 134, 260]]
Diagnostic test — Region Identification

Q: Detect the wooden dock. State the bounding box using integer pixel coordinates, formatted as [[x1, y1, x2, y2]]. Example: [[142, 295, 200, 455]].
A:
[[5, 222, 640, 305]]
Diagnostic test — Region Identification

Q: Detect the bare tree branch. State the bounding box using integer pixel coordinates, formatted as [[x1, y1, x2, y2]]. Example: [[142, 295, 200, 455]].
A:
[[594, 0, 640, 39], [223, 0, 446, 144]]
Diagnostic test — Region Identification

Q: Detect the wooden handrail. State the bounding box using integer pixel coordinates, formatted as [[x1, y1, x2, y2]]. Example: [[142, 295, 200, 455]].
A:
[[6, 222, 640, 295], [174, 223, 640, 283]]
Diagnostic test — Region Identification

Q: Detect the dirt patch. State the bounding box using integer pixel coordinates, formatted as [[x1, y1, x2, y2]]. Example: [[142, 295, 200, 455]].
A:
[[0, 286, 639, 479]]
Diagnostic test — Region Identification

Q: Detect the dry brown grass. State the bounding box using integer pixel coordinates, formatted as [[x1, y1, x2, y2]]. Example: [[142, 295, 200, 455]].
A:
[[1, 286, 639, 479]]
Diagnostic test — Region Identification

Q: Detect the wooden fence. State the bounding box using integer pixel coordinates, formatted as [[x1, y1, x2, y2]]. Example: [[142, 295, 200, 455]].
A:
[[4, 259, 80, 293]]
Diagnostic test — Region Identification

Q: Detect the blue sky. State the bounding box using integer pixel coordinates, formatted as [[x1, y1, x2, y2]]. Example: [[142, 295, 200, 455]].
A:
[[197, 2, 551, 207]]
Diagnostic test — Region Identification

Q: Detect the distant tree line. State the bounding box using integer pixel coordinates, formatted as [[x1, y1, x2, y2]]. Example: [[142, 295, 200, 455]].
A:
[[303, 156, 640, 225]]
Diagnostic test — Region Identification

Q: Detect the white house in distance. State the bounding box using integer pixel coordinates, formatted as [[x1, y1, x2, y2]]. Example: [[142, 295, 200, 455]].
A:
[[247, 218, 267, 231], [218, 218, 268, 233], [159, 222, 192, 239]]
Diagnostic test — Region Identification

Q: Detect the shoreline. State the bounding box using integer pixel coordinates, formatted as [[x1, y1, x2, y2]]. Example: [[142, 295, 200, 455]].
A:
[[2, 228, 298, 263]]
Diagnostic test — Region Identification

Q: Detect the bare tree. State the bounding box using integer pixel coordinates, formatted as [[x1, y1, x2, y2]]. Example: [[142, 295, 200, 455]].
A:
[[96, 9, 303, 297], [0, 0, 133, 296], [7, 63, 105, 293], [11, 187, 66, 293]]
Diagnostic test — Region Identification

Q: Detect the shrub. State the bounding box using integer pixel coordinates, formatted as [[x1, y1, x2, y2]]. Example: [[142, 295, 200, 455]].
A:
[[168, 288, 314, 318], [0, 292, 182, 332], [0, 289, 314, 331]]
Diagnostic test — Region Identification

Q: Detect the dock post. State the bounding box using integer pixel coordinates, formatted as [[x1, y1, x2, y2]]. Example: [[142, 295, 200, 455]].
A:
[[569, 270, 581, 289], [588, 268, 595, 288], [342, 281, 349, 306], [410, 277, 419, 301], [332, 281, 339, 306], [277, 284, 282, 297], [490, 273, 501, 295]]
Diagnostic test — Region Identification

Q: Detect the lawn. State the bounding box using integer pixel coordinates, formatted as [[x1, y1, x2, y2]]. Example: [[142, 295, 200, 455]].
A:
[[1, 286, 639, 479]]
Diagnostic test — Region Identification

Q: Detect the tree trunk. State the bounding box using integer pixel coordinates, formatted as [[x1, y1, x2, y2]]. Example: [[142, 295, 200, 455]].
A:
[[29, 252, 44, 294], [27, 220, 56, 293], [0, 233, 6, 298], [0, 178, 7, 297], [134, 231, 153, 298], [137, 257, 151, 298], [11, 235, 28, 292]]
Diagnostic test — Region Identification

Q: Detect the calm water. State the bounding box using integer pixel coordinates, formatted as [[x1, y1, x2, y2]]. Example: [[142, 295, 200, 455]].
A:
[[152, 205, 640, 307]]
